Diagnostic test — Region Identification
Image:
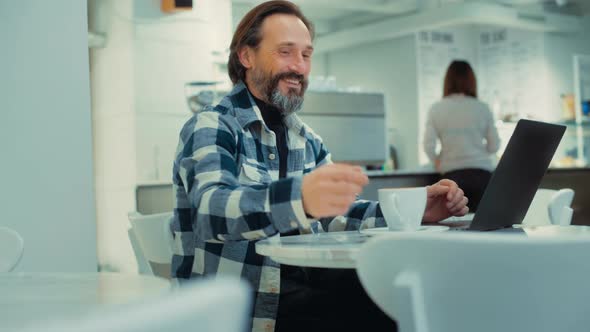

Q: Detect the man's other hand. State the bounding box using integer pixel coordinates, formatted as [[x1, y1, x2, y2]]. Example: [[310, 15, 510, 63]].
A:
[[422, 179, 469, 223], [301, 164, 368, 218]]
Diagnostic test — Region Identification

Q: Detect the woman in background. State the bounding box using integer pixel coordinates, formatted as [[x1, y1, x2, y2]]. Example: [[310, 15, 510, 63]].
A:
[[423, 60, 500, 212]]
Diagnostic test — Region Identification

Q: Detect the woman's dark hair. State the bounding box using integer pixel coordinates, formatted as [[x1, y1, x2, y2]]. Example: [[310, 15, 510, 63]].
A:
[[228, 0, 314, 84], [443, 60, 477, 98]]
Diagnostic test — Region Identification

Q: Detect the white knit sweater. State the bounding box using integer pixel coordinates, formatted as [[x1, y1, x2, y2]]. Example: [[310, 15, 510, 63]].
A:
[[423, 94, 501, 173]]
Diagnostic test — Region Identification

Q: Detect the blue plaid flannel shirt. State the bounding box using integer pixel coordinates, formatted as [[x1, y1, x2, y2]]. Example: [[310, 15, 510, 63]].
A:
[[170, 82, 386, 332]]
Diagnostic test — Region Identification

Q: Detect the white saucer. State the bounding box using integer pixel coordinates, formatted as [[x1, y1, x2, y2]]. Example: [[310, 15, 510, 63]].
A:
[[512, 224, 590, 237], [360, 225, 450, 235]]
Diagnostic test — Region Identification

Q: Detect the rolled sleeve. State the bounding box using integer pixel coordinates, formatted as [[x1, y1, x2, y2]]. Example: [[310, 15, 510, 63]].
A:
[[269, 176, 310, 232]]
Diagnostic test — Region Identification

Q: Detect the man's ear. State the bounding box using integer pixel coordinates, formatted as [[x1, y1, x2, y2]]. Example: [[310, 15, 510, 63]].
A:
[[238, 47, 253, 69]]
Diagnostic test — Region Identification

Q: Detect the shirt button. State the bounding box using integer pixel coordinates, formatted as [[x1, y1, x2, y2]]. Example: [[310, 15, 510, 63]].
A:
[[268, 153, 276, 160]]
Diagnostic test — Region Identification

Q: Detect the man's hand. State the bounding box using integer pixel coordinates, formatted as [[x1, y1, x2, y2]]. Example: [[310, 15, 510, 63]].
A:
[[422, 179, 469, 223], [301, 164, 369, 218]]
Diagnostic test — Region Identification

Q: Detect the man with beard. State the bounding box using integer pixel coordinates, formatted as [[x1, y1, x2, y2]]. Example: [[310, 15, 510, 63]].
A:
[[170, 1, 469, 332]]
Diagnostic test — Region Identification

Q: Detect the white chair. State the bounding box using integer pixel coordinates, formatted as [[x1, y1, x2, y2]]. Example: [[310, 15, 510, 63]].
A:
[[357, 232, 590, 332], [0, 226, 24, 272], [548, 189, 575, 225], [127, 226, 152, 275], [522, 188, 575, 226], [128, 212, 174, 279], [20, 277, 251, 332]]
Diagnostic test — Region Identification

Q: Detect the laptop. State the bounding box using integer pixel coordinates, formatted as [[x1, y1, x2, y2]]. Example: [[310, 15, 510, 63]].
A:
[[451, 119, 566, 232]]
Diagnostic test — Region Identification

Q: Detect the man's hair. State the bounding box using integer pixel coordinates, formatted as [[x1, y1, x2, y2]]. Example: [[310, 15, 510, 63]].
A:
[[228, 0, 315, 84], [443, 60, 477, 98]]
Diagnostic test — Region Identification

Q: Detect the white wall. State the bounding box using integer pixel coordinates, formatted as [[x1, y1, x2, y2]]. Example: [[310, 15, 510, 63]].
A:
[[89, 0, 232, 272], [133, 0, 232, 183], [232, 3, 251, 31], [0, 1, 97, 272], [325, 36, 419, 169]]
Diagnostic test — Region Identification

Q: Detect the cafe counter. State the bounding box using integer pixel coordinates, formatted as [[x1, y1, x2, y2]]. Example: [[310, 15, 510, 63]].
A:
[[135, 168, 590, 225]]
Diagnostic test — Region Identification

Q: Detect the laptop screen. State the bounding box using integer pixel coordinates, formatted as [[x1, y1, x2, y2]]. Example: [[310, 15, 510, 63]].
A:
[[468, 119, 566, 231]]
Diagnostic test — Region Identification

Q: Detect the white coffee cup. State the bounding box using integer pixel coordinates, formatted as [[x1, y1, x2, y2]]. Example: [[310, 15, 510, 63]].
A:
[[378, 187, 427, 231]]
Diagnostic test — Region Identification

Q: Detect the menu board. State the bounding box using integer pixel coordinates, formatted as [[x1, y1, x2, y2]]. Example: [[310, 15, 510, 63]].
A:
[[477, 28, 547, 121]]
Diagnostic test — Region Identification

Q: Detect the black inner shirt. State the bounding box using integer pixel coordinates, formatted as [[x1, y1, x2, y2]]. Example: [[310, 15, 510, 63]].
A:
[[251, 93, 303, 277], [252, 94, 289, 180]]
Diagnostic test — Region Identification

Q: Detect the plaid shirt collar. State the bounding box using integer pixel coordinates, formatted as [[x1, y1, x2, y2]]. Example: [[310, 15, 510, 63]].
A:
[[231, 81, 306, 135]]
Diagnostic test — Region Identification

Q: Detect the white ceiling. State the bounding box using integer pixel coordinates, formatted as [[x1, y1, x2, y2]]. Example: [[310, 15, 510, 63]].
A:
[[231, 0, 590, 52], [232, 0, 590, 31]]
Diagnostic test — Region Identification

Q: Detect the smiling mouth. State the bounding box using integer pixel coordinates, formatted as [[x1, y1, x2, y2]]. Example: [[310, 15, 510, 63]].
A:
[[282, 78, 301, 88]]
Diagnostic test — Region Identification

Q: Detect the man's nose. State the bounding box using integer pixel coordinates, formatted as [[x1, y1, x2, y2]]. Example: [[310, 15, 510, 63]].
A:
[[288, 54, 307, 74]]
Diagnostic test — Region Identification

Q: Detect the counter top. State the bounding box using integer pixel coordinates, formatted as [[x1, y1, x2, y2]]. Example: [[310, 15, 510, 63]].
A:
[[365, 169, 436, 177], [134, 167, 590, 224], [365, 167, 590, 177]]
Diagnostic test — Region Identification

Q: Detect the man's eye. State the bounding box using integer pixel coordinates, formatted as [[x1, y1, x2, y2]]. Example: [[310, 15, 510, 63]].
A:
[[280, 50, 290, 55]]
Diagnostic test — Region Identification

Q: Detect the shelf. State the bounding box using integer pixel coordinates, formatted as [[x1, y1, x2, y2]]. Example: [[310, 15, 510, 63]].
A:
[[557, 120, 590, 128]]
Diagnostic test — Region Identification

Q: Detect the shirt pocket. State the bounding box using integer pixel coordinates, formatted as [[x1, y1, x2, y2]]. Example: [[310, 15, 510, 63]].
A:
[[238, 161, 272, 185]]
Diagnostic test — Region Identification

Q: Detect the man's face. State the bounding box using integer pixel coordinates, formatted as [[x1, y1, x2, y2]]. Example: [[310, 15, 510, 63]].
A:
[[243, 14, 313, 115]]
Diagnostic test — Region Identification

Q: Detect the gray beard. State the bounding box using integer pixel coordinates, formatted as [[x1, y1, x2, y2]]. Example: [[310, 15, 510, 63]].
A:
[[270, 88, 304, 116], [250, 68, 305, 116]]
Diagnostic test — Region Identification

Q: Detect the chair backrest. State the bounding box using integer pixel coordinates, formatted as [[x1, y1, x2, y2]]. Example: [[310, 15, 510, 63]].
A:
[[21, 277, 251, 332], [127, 227, 153, 275], [0, 226, 24, 272], [521, 188, 574, 226], [357, 232, 590, 332], [548, 188, 574, 226], [128, 212, 174, 278]]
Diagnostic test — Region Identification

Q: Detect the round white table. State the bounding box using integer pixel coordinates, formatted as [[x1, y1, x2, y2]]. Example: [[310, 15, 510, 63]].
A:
[[256, 231, 371, 268], [255, 214, 474, 269], [0, 272, 170, 331]]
